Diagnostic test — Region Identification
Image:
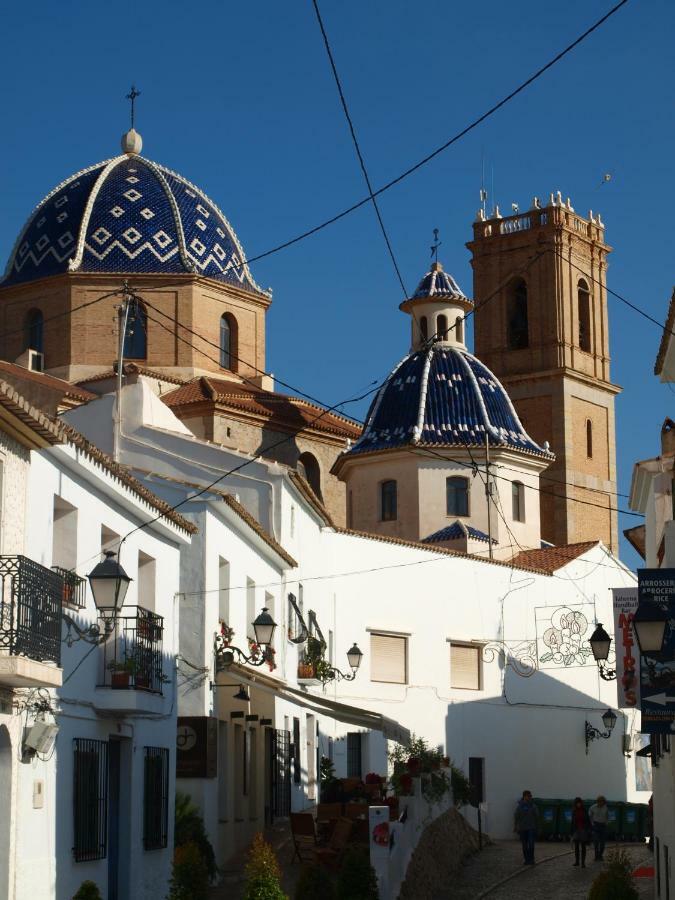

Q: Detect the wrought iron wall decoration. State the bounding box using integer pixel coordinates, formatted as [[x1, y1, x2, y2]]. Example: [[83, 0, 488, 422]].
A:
[[482, 640, 538, 677]]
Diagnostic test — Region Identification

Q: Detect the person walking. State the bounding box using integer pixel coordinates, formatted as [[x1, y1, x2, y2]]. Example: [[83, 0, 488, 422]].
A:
[[570, 797, 591, 868], [514, 790, 539, 865], [589, 795, 609, 861]]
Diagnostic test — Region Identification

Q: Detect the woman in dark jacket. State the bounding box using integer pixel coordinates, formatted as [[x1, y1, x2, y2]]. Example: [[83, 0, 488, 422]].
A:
[[570, 797, 592, 867]]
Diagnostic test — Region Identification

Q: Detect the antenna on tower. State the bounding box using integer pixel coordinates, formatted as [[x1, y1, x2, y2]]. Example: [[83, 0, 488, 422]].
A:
[[480, 151, 488, 218], [430, 228, 441, 263]]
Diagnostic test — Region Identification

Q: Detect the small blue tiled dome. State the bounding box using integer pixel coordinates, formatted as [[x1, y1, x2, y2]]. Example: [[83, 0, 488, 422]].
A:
[[345, 344, 554, 459], [409, 263, 470, 303], [422, 522, 496, 544], [2, 147, 265, 293]]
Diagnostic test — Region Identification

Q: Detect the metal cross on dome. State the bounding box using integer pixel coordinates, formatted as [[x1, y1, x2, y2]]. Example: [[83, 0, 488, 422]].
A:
[[430, 228, 441, 263], [126, 85, 141, 129]]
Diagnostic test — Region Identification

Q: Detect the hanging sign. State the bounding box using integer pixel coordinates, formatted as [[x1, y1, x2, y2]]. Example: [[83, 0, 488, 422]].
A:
[[612, 587, 639, 707], [637, 570, 675, 735]]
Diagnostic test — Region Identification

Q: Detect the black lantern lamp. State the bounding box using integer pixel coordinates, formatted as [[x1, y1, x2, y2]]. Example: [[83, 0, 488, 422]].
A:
[[318, 642, 364, 684], [214, 607, 278, 669], [63, 550, 132, 647], [88, 550, 132, 619], [632, 599, 668, 656], [585, 707, 618, 754], [346, 643, 364, 673], [589, 623, 617, 681], [233, 685, 250, 702]]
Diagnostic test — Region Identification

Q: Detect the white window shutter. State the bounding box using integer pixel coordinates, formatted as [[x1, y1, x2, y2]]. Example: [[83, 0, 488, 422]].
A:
[[450, 644, 481, 690], [370, 634, 407, 684]]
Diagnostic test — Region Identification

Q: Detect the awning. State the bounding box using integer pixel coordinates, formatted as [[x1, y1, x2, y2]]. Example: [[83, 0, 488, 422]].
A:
[[221, 664, 410, 744]]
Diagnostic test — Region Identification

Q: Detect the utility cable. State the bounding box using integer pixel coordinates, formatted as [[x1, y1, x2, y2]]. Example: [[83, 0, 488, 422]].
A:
[[311, 0, 408, 299]]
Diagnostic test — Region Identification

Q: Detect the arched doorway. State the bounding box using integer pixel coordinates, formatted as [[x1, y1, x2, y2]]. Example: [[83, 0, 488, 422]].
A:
[[0, 725, 12, 898]]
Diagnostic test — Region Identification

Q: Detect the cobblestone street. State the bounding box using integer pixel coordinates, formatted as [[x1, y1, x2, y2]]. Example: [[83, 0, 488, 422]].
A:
[[444, 840, 654, 899]]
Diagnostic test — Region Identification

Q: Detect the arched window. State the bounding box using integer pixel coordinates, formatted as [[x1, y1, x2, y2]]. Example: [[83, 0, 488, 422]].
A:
[[586, 419, 593, 458], [297, 452, 322, 500], [437, 314, 448, 341], [420, 316, 428, 342], [446, 476, 469, 517], [512, 481, 525, 522], [455, 316, 463, 343], [26, 308, 43, 353], [220, 313, 238, 371], [507, 279, 528, 349], [578, 279, 591, 353], [380, 480, 397, 522], [123, 299, 147, 360]]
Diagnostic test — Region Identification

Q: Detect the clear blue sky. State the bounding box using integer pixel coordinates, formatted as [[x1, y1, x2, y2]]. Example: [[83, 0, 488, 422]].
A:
[[1, 0, 673, 566]]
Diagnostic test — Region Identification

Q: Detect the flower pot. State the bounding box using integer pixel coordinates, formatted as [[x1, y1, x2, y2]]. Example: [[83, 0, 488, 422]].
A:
[[297, 663, 316, 679], [135, 674, 150, 690], [111, 672, 130, 689]]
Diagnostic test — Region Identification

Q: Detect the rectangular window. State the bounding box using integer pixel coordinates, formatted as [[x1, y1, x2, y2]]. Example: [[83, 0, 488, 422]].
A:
[[73, 738, 108, 862], [347, 732, 362, 778], [53, 496, 77, 570], [370, 633, 407, 684], [347, 490, 353, 528], [246, 578, 256, 640], [468, 757, 485, 804], [101, 525, 119, 556], [243, 729, 249, 797], [446, 477, 469, 517], [143, 746, 169, 850], [450, 643, 482, 690], [138, 551, 156, 612], [512, 482, 525, 523], [380, 480, 397, 521], [218, 557, 230, 624], [292, 717, 301, 784]]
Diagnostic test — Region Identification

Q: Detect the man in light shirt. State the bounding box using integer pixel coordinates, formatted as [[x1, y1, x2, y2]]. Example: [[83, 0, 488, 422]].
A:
[[589, 795, 609, 861]]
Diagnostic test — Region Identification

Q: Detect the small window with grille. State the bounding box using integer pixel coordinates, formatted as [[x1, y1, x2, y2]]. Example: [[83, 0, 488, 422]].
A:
[[143, 747, 169, 850], [73, 738, 108, 862]]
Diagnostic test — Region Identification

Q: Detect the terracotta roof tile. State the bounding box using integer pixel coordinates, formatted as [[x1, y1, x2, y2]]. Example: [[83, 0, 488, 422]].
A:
[[655, 287, 675, 376], [77, 363, 186, 387], [507, 540, 598, 573], [221, 494, 297, 568], [287, 470, 335, 527], [0, 360, 97, 403], [0, 381, 196, 535], [162, 376, 361, 441]]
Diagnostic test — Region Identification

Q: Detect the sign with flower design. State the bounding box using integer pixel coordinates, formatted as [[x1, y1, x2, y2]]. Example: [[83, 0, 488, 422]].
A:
[[535, 604, 595, 668]]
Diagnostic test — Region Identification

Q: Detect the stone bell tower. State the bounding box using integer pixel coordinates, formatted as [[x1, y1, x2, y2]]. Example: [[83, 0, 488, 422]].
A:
[[467, 193, 620, 551]]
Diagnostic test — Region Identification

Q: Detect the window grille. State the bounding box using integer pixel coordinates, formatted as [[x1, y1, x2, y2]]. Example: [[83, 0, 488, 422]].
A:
[[347, 732, 362, 778], [450, 643, 482, 690], [270, 729, 291, 819], [73, 738, 108, 862], [370, 633, 407, 684], [143, 746, 169, 850]]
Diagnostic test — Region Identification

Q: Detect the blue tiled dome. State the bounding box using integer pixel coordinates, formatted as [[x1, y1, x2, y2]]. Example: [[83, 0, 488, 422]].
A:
[[422, 522, 496, 544], [2, 151, 265, 293], [410, 264, 470, 302], [346, 344, 554, 458]]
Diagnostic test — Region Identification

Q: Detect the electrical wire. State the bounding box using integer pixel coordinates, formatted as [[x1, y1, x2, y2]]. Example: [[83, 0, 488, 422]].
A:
[[311, 0, 408, 299]]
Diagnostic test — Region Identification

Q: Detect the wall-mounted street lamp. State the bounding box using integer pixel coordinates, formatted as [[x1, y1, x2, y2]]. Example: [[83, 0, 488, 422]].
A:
[[632, 598, 668, 656], [589, 623, 617, 681], [585, 708, 618, 754], [214, 607, 278, 669], [319, 643, 364, 684], [63, 551, 132, 646]]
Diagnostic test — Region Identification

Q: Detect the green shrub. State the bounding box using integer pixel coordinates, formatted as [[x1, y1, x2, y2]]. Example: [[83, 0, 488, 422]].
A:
[[167, 841, 209, 900], [588, 848, 639, 900], [336, 847, 379, 900], [450, 765, 472, 807], [174, 792, 218, 881], [72, 883, 102, 900], [295, 864, 336, 900], [243, 832, 287, 900]]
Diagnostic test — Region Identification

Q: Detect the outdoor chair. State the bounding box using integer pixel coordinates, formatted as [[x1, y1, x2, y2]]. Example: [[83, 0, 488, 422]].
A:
[[290, 812, 318, 864], [315, 816, 353, 870]]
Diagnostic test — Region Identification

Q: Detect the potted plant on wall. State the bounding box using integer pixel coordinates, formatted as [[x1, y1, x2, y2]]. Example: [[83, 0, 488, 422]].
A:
[[108, 658, 135, 689]]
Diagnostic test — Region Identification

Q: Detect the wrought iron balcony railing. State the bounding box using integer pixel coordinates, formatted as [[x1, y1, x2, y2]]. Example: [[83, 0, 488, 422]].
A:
[[99, 606, 164, 694], [51, 566, 87, 610], [0, 555, 62, 666]]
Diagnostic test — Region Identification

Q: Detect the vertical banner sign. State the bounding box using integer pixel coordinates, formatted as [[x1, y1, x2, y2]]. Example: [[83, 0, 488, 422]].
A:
[[637, 570, 675, 735], [612, 587, 639, 707]]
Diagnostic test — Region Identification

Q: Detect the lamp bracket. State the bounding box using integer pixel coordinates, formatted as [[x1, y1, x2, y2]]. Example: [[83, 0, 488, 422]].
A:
[[214, 633, 272, 670], [62, 613, 114, 647], [584, 720, 612, 754], [597, 662, 617, 682]]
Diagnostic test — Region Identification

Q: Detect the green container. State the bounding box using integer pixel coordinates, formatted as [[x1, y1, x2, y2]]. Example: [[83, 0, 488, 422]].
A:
[[605, 802, 621, 839], [534, 798, 559, 840], [558, 800, 575, 840], [620, 803, 640, 841]]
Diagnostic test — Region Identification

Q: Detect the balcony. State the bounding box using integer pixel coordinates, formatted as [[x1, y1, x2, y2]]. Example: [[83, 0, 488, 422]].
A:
[[95, 606, 166, 715], [51, 566, 87, 610], [0, 555, 63, 688]]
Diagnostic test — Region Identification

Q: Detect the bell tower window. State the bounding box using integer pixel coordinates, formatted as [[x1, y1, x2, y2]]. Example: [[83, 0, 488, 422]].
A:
[[420, 316, 428, 342], [220, 313, 238, 372], [26, 309, 43, 353], [446, 476, 469, 517], [586, 419, 593, 458], [455, 316, 463, 343], [578, 280, 591, 353], [123, 299, 147, 360], [507, 279, 528, 350], [437, 315, 448, 341], [512, 481, 525, 522], [297, 452, 322, 500], [380, 480, 397, 522]]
